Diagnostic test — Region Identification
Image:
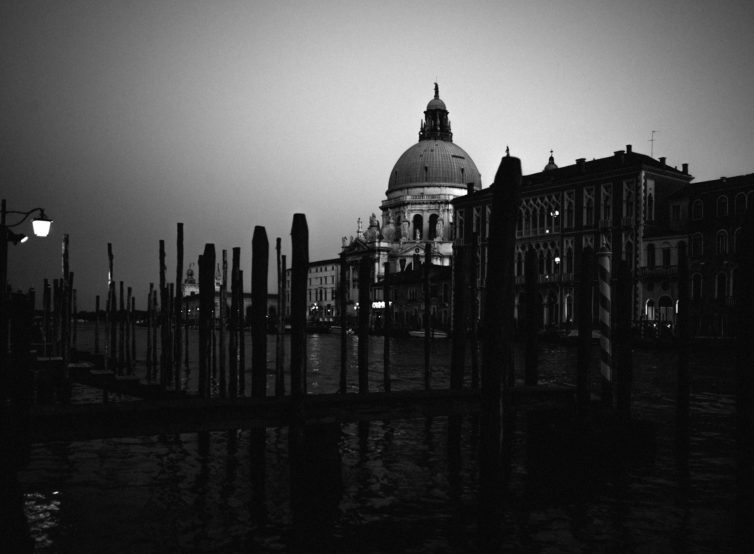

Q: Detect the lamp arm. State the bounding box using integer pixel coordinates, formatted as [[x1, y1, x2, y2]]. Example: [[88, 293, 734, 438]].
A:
[[2, 207, 46, 228]]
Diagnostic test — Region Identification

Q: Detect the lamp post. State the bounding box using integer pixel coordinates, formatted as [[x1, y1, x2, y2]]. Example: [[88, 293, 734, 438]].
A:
[[1, 198, 53, 393]]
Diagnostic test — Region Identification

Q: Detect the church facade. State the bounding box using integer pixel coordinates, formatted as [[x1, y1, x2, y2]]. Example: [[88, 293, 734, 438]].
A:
[[340, 84, 482, 324]]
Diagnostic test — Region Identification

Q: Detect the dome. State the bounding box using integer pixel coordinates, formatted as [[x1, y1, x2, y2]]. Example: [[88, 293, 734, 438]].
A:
[[388, 140, 482, 192], [427, 97, 446, 111]]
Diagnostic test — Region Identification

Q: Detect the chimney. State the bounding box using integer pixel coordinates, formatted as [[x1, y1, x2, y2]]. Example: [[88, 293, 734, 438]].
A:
[[576, 158, 586, 172], [659, 157, 666, 165], [614, 150, 625, 164], [466, 182, 475, 195], [682, 163, 689, 174], [626, 144, 632, 153]]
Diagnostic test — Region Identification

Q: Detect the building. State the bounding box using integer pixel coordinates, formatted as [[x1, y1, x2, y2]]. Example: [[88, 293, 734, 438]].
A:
[[687, 173, 754, 336], [340, 84, 482, 326], [284, 258, 341, 324], [452, 146, 693, 331]]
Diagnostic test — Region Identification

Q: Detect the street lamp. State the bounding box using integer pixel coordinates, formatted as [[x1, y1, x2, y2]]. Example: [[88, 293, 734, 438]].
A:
[[1, 198, 53, 369]]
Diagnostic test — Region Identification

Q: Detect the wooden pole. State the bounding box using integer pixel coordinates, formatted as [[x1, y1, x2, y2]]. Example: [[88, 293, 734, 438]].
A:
[[125, 286, 132, 375], [357, 255, 371, 394], [615, 259, 633, 418], [676, 241, 690, 434], [72, 288, 77, 352], [130, 295, 136, 376], [735, 207, 754, 541], [238, 269, 246, 396], [43, 279, 51, 356], [469, 233, 480, 389], [524, 246, 539, 386], [174, 223, 184, 392], [118, 280, 125, 375], [576, 246, 594, 416], [480, 153, 522, 545], [61, 234, 70, 363], [159, 240, 168, 388], [339, 255, 347, 393], [107, 244, 115, 371], [229, 247, 240, 399], [146, 283, 154, 381], [597, 247, 613, 407], [290, 214, 308, 399], [251, 226, 269, 398], [383, 261, 391, 393], [94, 293, 100, 355], [219, 249, 227, 398], [279, 253, 287, 396], [423, 242, 432, 390], [199, 245, 215, 399], [275, 238, 285, 396], [151, 288, 158, 377], [450, 243, 466, 390]]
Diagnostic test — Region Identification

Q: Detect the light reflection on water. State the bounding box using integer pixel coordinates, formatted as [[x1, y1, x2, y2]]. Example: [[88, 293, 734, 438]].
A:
[[19, 328, 740, 552]]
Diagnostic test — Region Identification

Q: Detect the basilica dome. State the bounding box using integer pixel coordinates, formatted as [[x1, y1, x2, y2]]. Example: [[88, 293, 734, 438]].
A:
[[387, 83, 482, 193], [388, 140, 482, 192]]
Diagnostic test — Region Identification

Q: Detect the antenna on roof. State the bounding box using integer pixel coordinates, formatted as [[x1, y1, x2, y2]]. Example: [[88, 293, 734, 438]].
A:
[[649, 130, 658, 158]]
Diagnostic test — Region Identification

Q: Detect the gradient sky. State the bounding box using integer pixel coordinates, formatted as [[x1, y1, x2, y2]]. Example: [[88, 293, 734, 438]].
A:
[[3, 0, 753, 310]]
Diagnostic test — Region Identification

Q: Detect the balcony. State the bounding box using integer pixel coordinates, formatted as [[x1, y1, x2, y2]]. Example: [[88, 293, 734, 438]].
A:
[[637, 265, 677, 278]]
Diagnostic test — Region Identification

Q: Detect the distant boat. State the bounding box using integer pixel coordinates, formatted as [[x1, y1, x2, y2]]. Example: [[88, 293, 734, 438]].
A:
[[408, 329, 448, 339]]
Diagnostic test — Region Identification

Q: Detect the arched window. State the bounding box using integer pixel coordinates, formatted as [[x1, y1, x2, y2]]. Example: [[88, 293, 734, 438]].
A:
[[412, 214, 423, 240], [735, 227, 743, 254], [692, 273, 703, 300], [645, 299, 656, 320], [516, 210, 523, 237], [658, 296, 674, 321], [624, 241, 633, 266], [565, 247, 574, 274], [538, 249, 545, 274], [692, 199, 704, 220], [716, 195, 728, 217], [691, 233, 703, 257], [715, 272, 727, 300], [661, 243, 671, 267], [716, 229, 728, 255], [428, 214, 439, 240], [646, 243, 656, 268], [646, 193, 655, 222], [735, 193, 747, 215]]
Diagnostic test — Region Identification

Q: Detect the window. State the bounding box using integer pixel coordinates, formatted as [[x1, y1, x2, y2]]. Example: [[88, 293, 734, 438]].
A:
[[565, 247, 574, 274], [735, 227, 743, 254], [671, 204, 681, 222], [716, 195, 728, 217], [600, 184, 612, 222], [564, 190, 575, 229], [456, 210, 464, 241], [646, 244, 656, 268], [428, 214, 439, 240], [691, 233, 703, 257], [583, 187, 594, 226], [692, 199, 704, 220], [413, 214, 423, 240], [735, 193, 747, 215], [716, 229, 728, 255], [662, 243, 671, 267], [692, 274, 703, 300], [646, 193, 655, 222], [715, 272, 727, 300], [623, 180, 635, 220]]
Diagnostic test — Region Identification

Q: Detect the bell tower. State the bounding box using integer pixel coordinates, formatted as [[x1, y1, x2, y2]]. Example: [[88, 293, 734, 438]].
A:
[[418, 83, 453, 142]]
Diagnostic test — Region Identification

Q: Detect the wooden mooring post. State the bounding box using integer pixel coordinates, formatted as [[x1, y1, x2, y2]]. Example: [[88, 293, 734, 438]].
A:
[[338, 254, 347, 393], [174, 222, 184, 392], [597, 247, 613, 407], [275, 238, 285, 397], [198, 244, 215, 399], [576, 246, 594, 417], [383, 262, 391, 393], [423, 241, 431, 390], [251, 226, 268, 399], [614, 259, 633, 418], [479, 151, 521, 547], [229, 247, 240, 399], [524, 246, 539, 386], [358, 255, 370, 394], [290, 214, 308, 399], [450, 243, 466, 391]]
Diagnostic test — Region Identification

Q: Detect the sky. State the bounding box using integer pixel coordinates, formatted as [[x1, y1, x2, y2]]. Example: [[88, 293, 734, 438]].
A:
[[2, 0, 753, 310]]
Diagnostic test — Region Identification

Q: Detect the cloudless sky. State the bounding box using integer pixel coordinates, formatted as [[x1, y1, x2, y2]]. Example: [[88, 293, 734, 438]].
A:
[[2, 0, 753, 309]]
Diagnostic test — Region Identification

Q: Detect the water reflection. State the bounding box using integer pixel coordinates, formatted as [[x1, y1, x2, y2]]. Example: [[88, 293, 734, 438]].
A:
[[18, 330, 741, 552]]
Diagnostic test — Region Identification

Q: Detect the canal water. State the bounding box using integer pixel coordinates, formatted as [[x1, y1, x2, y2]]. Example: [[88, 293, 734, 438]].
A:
[[18, 326, 739, 552]]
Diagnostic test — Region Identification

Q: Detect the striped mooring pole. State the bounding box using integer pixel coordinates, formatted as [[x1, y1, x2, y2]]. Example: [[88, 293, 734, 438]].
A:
[[597, 247, 613, 405]]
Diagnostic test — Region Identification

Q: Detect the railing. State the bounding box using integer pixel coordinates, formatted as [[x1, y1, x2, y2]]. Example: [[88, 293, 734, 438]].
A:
[[637, 265, 677, 278]]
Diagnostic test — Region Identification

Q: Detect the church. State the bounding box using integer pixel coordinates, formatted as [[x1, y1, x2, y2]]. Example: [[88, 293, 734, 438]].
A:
[[339, 84, 482, 323]]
